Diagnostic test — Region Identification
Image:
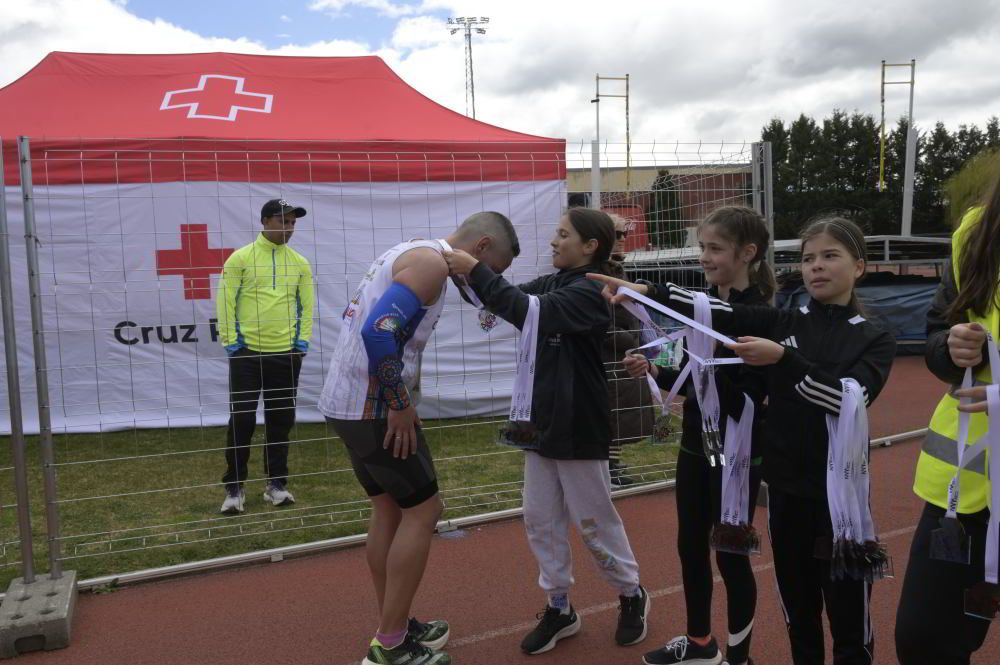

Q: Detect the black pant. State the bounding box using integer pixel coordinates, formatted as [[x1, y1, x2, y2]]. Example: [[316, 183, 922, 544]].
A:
[[767, 488, 874, 665], [675, 448, 762, 664], [222, 349, 302, 488], [895, 502, 992, 665]]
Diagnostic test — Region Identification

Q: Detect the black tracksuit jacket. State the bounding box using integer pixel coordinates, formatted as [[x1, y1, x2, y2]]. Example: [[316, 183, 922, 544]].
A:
[[467, 262, 612, 460], [647, 282, 897, 499], [654, 285, 769, 459]]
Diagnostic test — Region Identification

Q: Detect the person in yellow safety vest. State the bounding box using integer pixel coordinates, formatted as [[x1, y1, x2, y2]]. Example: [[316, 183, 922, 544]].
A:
[[895, 175, 1000, 665], [216, 198, 315, 516]]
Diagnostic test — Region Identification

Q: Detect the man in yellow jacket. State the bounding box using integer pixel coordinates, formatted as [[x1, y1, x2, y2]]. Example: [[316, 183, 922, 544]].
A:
[[216, 198, 315, 515]]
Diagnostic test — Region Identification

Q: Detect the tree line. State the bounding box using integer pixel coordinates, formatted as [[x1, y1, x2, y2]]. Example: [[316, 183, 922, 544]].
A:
[[762, 111, 1000, 238]]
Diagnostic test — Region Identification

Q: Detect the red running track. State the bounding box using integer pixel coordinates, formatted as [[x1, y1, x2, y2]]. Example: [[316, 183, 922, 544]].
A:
[[18, 357, 1000, 664]]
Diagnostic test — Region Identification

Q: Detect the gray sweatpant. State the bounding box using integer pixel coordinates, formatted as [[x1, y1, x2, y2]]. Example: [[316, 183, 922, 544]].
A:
[[522, 451, 641, 598]]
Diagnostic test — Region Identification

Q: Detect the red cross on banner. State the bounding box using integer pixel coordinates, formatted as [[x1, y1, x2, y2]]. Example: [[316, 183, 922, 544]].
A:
[[156, 224, 235, 300]]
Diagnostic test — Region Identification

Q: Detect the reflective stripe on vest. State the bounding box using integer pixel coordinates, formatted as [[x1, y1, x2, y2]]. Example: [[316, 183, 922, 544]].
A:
[[922, 429, 987, 474], [916, 206, 994, 513]]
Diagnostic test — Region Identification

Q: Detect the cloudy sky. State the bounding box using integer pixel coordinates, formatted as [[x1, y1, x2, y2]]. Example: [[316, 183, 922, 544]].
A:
[[2, 0, 998, 145]]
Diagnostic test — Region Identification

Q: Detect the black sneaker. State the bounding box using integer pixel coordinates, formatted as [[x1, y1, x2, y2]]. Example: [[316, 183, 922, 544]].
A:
[[615, 584, 650, 645], [610, 461, 636, 487], [520, 605, 582, 655], [643, 635, 722, 665]]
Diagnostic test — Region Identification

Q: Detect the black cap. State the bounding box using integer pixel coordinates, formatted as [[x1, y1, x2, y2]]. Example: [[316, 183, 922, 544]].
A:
[[261, 198, 307, 220]]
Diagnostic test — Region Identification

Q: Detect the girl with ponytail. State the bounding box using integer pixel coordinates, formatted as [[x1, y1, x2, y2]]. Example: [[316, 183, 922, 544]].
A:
[[624, 205, 773, 665], [443, 207, 650, 655]]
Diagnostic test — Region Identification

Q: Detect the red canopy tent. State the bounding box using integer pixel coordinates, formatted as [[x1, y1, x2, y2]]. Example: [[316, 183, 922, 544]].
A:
[[0, 51, 564, 184]]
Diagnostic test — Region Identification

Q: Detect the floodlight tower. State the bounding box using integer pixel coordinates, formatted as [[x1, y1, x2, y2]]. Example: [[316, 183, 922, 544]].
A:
[[448, 17, 489, 118]]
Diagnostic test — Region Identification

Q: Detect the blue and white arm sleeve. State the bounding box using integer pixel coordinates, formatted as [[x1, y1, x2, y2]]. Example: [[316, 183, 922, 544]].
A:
[[361, 282, 423, 411]]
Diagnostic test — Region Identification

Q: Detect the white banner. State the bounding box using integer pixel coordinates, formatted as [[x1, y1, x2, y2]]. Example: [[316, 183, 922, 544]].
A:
[[0, 180, 565, 434]]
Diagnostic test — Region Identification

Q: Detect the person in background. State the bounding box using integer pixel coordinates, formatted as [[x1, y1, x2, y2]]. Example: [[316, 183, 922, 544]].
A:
[[603, 214, 656, 486], [216, 198, 314, 515]]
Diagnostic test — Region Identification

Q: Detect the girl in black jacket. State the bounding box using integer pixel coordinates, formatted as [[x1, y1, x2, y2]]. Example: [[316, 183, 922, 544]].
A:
[[444, 207, 649, 656], [592, 217, 896, 665], [624, 206, 773, 665]]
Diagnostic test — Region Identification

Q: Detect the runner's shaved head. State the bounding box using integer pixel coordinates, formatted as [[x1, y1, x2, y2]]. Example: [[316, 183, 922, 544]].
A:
[[455, 211, 520, 258]]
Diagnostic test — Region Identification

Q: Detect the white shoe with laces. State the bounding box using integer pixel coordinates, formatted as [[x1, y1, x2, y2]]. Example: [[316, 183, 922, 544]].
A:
[[220, 486, 245, 515], [263, 481, 295, 506]]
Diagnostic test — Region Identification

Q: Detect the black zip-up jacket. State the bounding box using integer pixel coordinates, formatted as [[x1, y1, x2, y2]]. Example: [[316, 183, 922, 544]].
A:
[[648, 282, 897, 499], [654, 285, 769, 459], [467, 262, 612, 460], [924, 258, 990, 384]]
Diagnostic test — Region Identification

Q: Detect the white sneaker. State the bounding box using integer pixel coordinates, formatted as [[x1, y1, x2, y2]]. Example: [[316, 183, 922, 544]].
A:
[[263, 482, 295, 506], [220, 487, 245, 515]]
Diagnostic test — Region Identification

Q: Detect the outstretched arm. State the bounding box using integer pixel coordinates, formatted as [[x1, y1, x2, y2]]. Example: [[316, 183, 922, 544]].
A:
[[586, 273, 783, 339], [464, 262, 608, 335]]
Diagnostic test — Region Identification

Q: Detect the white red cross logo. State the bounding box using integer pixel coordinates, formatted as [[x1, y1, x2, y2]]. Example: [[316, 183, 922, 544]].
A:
[[160, 75, 273, 122]]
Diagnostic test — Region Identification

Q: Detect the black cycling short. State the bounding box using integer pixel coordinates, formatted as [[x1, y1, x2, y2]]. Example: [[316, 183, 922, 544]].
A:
[[328, 418, 439, 509]]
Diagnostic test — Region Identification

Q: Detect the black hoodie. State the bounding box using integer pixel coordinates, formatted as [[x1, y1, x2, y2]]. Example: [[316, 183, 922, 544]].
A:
[[466, 262, 612, 460]]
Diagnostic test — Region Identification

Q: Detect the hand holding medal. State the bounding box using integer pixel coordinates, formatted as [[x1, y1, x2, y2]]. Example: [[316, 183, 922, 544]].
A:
[[442, 248, 479, 276], [442, 247, 500, 332]]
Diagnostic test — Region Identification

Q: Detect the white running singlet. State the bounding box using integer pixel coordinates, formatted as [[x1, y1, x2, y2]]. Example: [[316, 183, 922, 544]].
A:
[[318, 240, 448, 420]]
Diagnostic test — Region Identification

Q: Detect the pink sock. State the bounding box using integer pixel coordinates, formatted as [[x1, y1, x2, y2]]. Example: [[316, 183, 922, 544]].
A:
[[375, 627, 407, 650]]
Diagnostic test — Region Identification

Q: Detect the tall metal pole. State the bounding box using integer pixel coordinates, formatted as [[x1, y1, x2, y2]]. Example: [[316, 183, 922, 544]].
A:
[[624, 74, 631, 194], [17, 136, 63, 578], [763, 142, 776, 267], [879, 60, 886, 192], [592, 74, 630, 210], [901, 59, 917, 236], [752, 142, 762, 213], [883, 59, 917, 235], [591, 75, 601, 209], [0, 140, 35, 583]]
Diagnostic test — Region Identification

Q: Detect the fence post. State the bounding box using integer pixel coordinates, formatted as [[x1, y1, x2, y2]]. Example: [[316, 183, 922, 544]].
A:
[[0, 136, 77, 659], [0, 139, 35, 584], [16, 137, 62, 578], [590, 139, 601, 209], [0, 137, 77, 660], [751, 142, 776, 266], [762, 142, 775, 267]]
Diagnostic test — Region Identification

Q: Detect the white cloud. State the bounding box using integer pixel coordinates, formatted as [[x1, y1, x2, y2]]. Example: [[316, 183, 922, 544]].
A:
[[308, 0, 423, 19], [391, 15, 450, 50], [2, 0, 999, 146], [280, 14, 292, 23]]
